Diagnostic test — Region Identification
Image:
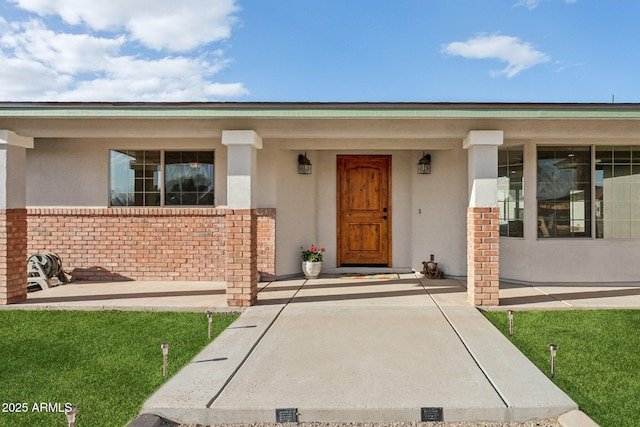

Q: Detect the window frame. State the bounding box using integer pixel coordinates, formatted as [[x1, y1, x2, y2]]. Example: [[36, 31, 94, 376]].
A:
[[594, 145, 640, 239], [536, 146, 593, 239], [498, 146, 525, 238], [109, 149, 215, 208]]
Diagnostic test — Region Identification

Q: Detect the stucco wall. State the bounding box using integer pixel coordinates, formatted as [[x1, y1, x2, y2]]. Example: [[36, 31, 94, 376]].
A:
[[411, 148, 468, 277], [275, 149, 317, 276], [26, 137, 227, 207]]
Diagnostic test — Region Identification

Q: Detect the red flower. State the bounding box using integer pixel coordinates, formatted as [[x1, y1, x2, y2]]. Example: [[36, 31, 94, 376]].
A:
[[320, 248, 326, 252], [311, 246, 317, 253]]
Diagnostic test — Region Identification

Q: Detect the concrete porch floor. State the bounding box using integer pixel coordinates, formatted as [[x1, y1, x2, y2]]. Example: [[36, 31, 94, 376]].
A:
[[3, 276, 640, 312], [0, 280, 234, 312]]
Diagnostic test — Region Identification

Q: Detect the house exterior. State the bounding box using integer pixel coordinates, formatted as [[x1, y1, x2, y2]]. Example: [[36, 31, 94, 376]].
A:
[[1, 102, 640, 307]]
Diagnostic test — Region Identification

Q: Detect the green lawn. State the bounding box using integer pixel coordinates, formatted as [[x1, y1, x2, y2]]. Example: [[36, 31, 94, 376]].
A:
[[483, 309, 640, 427], [0, 310, 238, 427]]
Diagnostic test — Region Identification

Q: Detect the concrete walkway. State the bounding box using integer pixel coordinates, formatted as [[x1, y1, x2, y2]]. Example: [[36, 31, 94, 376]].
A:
[[141, 275, 579, 424]]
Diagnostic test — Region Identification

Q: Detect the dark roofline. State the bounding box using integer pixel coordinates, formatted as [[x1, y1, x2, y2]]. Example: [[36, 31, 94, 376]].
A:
[[1, 101, 640, 109]]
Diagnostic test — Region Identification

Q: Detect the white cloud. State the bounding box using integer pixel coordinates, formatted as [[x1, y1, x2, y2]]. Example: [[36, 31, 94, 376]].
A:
[[0, 1, 247, 101], [1, 19, 124, 74], [10, 0, 239, 52], [515, 0, 577, 10], [442, 34, 550, 78]]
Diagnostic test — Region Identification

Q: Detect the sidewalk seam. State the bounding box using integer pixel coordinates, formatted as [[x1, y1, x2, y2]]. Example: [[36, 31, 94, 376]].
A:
[[205, 280, 306, 408], [418, 277, 509, 409], [532, 286, 573, 308]]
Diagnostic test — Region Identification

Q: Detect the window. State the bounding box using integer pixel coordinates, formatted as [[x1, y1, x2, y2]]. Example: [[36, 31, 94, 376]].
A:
[[165, 151, 214, 206], [110, 150, 214, 207], [498, 147, 524, 237], [537, 147, 591, 237], [595, 146, 640, 238], [110, 150, 161, 206]]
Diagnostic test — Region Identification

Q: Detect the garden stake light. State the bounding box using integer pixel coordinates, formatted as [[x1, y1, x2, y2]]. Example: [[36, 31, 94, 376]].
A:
[[550, 343, 557, 378], [508, 310, 514, 336], [162, 342, 170, 378], [207, 310, 213, 339], [64, 405, 78, 427]]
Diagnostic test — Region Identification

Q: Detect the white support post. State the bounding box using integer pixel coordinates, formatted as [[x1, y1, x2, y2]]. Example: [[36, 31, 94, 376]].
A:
[[222, 130, 262, 209]]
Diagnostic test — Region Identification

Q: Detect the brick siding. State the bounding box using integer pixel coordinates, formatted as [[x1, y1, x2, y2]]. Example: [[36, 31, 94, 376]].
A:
[[0, 209, 28, 304], [467, 207, 500, 306], [256, 208, 276, 281], [25, 208, 276, 287]]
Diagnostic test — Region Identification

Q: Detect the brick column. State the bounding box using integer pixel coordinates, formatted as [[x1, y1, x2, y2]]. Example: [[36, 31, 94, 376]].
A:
[[225, 209, 258, 307], [464, 130, 503, 306], [467, 207, 500, 306], [0, 131, 32, 305], [0, 209, 27, 304], [257, 208, 276, 281]]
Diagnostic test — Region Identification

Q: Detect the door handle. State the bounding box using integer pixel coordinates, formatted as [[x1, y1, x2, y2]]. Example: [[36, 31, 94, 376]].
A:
[[383, 208, 388, 212], [381, 215, 387, 220]]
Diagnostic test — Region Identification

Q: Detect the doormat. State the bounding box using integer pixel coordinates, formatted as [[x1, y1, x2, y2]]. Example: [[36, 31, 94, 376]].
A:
[[340, 273, 400, 280]]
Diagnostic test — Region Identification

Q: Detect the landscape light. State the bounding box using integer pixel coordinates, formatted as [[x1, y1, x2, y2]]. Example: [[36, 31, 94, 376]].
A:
[[64, 405, 78, 427], [162, 342, 170, 378], [550, 343, 557, 378], [508, 310, 514, 336], [207, 310, 214, 339]]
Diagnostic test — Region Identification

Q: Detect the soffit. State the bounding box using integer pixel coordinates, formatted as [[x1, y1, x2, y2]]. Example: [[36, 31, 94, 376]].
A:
[[1, 103, 640, 141]]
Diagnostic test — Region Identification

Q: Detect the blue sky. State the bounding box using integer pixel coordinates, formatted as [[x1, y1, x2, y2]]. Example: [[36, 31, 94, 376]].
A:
[[0, 0, 638, 102]]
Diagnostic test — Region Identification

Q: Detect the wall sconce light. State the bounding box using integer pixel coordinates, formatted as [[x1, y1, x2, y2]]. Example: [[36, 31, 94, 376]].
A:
[[298, 153, 312, 174], [417, 153, 431, 174]]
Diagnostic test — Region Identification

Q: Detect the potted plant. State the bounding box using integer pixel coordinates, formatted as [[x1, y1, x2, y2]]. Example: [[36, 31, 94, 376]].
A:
[[301, 245, 326, 279]]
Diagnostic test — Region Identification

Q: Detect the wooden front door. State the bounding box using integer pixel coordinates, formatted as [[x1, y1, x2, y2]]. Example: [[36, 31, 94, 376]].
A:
[[337, 155, 391, 266]]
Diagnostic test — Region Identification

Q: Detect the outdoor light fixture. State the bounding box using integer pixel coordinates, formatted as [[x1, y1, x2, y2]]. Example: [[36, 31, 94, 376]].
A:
[[508, 310, 514, 336], [298, 153, 312, 174], [207, 310, 214, 339], [417, 152, 431, 174], [550, 343, 558, 378], [64, 405, 78, 427], [162, 342, 170, 378]]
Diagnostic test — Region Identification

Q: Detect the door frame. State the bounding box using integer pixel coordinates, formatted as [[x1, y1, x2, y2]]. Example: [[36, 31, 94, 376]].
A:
[[336, 154, 392, 267]]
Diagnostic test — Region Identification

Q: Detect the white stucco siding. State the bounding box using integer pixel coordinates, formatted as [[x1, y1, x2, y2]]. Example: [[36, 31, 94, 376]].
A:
[[255, 145, 278, 207], [411, 147, 468, 277], [27, 138, 107, 206], [26, 138, 225, 207], [501, 237, 640, 283], [275, 149, 317, 276]]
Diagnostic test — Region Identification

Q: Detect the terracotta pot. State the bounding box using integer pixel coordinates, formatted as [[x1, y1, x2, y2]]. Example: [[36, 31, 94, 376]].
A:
[[301, 261, 322, 279]]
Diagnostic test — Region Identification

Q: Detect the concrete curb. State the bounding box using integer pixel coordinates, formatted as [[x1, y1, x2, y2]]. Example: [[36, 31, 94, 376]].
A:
[[558, 410, 600, 427]]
